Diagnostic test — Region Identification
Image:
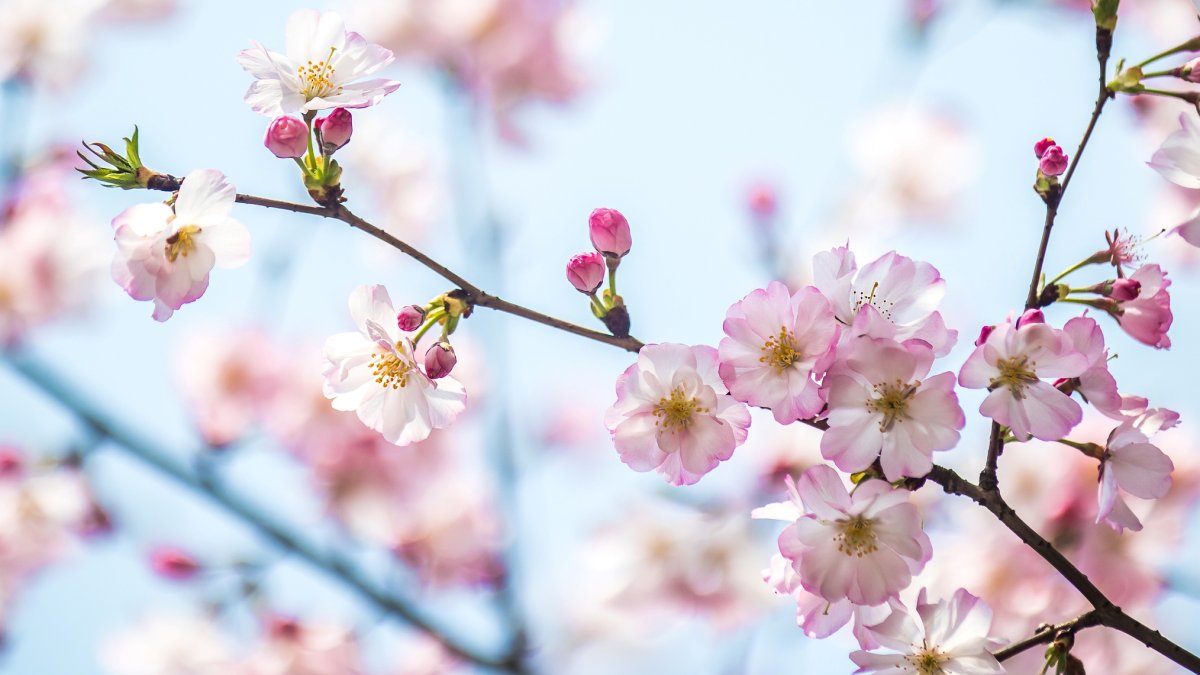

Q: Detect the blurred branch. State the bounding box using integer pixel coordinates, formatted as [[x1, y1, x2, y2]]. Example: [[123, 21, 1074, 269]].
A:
[[2, 351, 528, 674], [926, 465, 1200, 672]]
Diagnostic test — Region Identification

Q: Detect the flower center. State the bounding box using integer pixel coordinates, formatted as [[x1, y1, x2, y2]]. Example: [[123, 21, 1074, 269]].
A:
[[990, 355, 1039, 399], [834, 515, 878, 557], [905, 646, 949, 675], [760, 326, 802, 373], [370, 347, 412, 390], [653, 386, 708, 431], [164, 225, 202, 262], [866, 380, 918, 432], [851, 281, 896, 322], [297, 46, 342, 99]]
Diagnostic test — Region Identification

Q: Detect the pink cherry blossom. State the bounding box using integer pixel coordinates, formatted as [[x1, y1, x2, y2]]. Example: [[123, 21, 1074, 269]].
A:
[[237, 9, 401, 117], [1098, 416, 1176, 533], [770, 466, 931, 606], [1116, 264, 1172, 349], [243, 615, 364, 675], [175, 329, 284, 447], [850, 588, 1005, 675], [102, 613, 235, 674], [959, 319, 1087, 441], [1061, 315, 1125, 420], [821, 336, 964, 481], [604, 343, 751, 486], [110, 169, 251, 321], [1148, 112, 1200, 189], [813, 246, 957, 356], [718, 282, 839, 423], [1039, 144, 1069, 176], [0, 0, 100, 88], [322, 285, 467, 446]]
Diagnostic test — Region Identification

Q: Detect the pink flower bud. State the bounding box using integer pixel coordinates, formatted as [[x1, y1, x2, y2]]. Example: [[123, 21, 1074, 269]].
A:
[[1016, 308, 1045, 328], [314, 108, 353, 153], [566, 251, 605, 294], [149, 546, 202, 581], [1033, 137, 1057, 158], [1183, 58, 1200, 84], [588, 208, 632, 258], [1109, 278, 1142, 301], [396, 305, 426, 331], [974, 324, 995, 347], [1039, 145, 1068, 176], [263, 116, 310, 159], [424, 342, 457, 379], [746, 182, 778, 218], [0, 447, 22, 478]]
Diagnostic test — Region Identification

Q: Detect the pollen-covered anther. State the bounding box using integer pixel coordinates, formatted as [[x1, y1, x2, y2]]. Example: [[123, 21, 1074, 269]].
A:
[[370, 347, 412, 390], [850, 281, 896, 321], [990, 355, 1039, 398], [759, 325, 803, 372], [905, 647, 950, 675], [297, 46, 343, 99], [652, 386, 709, 431], [164, 225, 202, 262], [866, 378, 919, 432], [834, 515, 878, 557]]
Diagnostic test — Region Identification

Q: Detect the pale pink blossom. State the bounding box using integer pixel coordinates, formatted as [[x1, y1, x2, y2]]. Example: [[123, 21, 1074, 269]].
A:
[[241, 615, 363, 675], [176, 329, 284, 447], [1097, 416, 1176, 532], [812, 246, 957, 356], [959, 319, 1087, 441], [102, 613, 234, 675], [0, 0, 102, 88], [850, 588, 1005, 675], [770, 466, 931, 606], [339, 117, 441, 244], [1149, 112, 1200, 189], [110, 169, 251, 321], [605, 343, 751, 486], [1116, 264, 1172, 349], [821, 336, 964, 481], [322, 285, 467, 446], [1061, 315, 1125, 419], [718, 282, 839, 423], [237, 9, 401, 116]]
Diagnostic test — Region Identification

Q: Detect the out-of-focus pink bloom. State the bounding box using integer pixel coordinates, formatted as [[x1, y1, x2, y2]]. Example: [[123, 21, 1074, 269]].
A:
[[850, 588, 1005, 675], [1115, 264, 1172, 349], [340, 118, 441, 244], [101, 613, 235, 675], [769, 467, 931, 606], [392, 635, 464, 675], [1097, 417, 1176, 532], [98, 0, 177, 22], [813, 246, 957, 356], [1039, 144, 1069, 176], [314, 108, 353, 153], [423, 342, 456, 379], [322, 285, 467, 446], [263, 116, 310, 158], [1171, 206, 1200, 248], [176, 329, 283, 447], [718, 282, 839, 423], [148, 546, 201, 581], [565, 251, 605, 293], [604, 343, 751, 486], [242, 615, 364, 675], [1033, 136, 1057, 158], [0, 0, 101, 88], [746, 181, 779, 218], [588, 208, 632, 258], [110, 169, 252, 321], [396, 305, 426, 331], [1149, 113, 1200, 189], [821, 336, 963, 481], [1108, 277, 1142, 301], [959, 319, 1087, 441], [237, 9, 401, 116]]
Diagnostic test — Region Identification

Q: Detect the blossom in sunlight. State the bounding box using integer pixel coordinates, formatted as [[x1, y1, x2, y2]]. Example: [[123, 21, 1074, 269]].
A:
[[850, 588, 1005, 675], [1148, 112, 1200, 189], [767, 466, 931, 606], [322, 285, 467, 446], [812, 246, 957, 356], [0, 0, 101, 88], [718, 281, 839, 423], [110, 169, 251, 321], [101, 613, 235, 675], [176, 329, 284, 447], [604, 343, 751, 486], [959, 319, 1087, 441], [237, 9, 401, 116], [1114, 264, 1173, 349], [821, 336, 963, 481], [1098, 414, 1176, 533]]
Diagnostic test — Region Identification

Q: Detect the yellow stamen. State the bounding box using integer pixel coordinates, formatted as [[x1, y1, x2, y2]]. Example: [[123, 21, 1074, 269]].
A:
[[834, 515, 878, 557], [297, 46, 343, 99], [905, 647, 949, 674], [164, 225, 202, 262], [653, 386, 708, 431], [760, 326, 802, 373], [866, 379, 919, 432], [990, 355, 1039, 399], [370, 346, 412, 390]]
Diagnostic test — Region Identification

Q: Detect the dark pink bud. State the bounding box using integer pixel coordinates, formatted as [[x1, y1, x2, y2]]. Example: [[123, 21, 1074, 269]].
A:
[[1109, 278, 1142, 301], [1039, 145, 1068, 176], [746, 182, 778, 218], [1183, 58, 1200, 84], [396, 305, 426, 331], [314, 108, 353, 153], [1016, 308, 1045, 328], [974, 324, 995, 347], [266, 615, 302, 640], [263, 116, 309, 159], [588, 208, 632, 258], [0, 447, 23, 478], [1033, 136, 1057, 158], [424, 342, 456, 379], [566, 251, 605, 294], [149, 546, 202, 581]]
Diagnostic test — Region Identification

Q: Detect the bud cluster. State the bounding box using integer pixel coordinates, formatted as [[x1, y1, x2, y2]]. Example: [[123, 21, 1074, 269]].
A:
[[564, 208, 633, 337]]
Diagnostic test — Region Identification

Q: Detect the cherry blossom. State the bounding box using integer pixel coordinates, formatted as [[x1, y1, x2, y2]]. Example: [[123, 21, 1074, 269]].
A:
[[242, 615, 364, 675], [718, 281, 839, 423], [322, 285, 467, 446], [1098, 415, 1177, 532], [1061, 315, 1126, 419], [605, 343, 751, 485], [850, 588, 1005, 675], [101, 613, 235, 675], [110, 169, 251, 321], [237, 9, 401, 116], [1148, 112, 1200, 189], [821, 336, 964, 481], [0, 0, 101, 88], [959, 319, 1088, 441], [813, 246, 957, 356], [768, 466, 931, 606], [1115, 264, 1173, 349]]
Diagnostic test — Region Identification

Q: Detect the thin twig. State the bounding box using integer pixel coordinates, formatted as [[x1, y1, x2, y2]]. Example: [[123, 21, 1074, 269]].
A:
[[2, 351, 524, 673], [993, 610, 1103, 662]]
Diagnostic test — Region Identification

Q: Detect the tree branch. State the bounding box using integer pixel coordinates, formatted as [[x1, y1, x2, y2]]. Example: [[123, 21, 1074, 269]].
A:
[[993, 610, 1103, 662], [2, 351, 526, 674]]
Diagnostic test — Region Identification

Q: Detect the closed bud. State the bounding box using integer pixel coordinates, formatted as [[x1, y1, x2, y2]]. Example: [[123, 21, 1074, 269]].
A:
[[424, 342, 457, 379], [396, 304, 426, 331], [1016, 308, 1045, 328], [149, 546, 202, 581], [1183, 57, 1200, 83], [314, 108, 353, 153], [1034, 137, 1056, 158], [1039, 145, 1068, 177], [263, 116, 309, 159], [566, 252, 605, 294], [1109, 277, 1142, 301], [588, 208, 632, 258]]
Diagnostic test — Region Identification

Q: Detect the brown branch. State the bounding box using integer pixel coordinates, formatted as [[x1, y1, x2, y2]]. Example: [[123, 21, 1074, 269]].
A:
[[993, 610, 1103, 662]]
